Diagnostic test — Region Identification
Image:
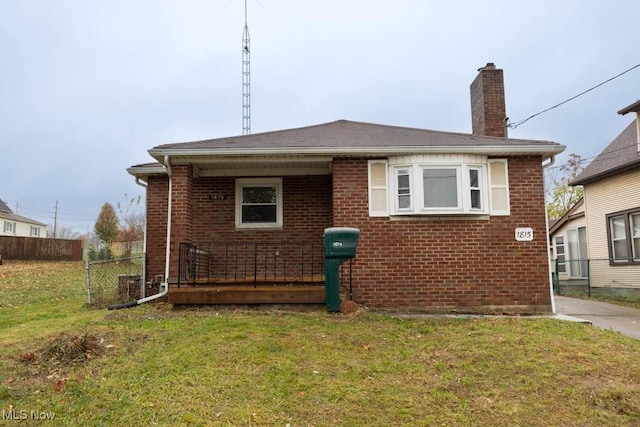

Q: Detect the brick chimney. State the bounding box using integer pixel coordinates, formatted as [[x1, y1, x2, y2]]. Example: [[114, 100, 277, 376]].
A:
[[470, 63, 507, 138]]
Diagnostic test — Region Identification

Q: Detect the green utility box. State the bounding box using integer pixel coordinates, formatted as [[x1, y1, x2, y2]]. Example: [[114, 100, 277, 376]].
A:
[[323, 227, 360, 312]]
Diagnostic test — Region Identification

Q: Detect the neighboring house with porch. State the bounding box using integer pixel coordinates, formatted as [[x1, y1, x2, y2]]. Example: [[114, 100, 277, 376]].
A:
[[0, 199, 47, 238], [128, 63, 565, 313], [570, 101, 640, 295], [548, 197, 588, 289]]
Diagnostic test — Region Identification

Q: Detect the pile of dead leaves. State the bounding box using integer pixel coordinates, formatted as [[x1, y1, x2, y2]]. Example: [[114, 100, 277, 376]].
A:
[[19, 331, 107, 367]]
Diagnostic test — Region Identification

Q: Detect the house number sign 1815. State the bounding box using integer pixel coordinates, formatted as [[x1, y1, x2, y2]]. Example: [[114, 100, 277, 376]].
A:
[[515, 227, 534, 241]]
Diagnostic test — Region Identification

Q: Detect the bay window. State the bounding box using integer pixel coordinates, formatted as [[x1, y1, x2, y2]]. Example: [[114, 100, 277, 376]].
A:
[[369, 154, 509, 217]]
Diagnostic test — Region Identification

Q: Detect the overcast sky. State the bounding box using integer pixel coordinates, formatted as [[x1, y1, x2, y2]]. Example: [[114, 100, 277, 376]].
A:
[[2, 0, 639, 235]]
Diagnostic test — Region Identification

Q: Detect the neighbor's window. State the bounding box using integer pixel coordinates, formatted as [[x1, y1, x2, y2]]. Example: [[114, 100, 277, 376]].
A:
[[3, 221, 14, 233], [235, 178, 283, 229], [554, 236, 566, 273], [607, 208, 640, 264], [30, 226, 40, 237], [566, 227, 588, 278]]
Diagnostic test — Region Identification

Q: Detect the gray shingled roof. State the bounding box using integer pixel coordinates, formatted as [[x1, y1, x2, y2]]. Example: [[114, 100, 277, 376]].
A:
[[0, 199, 48, 226], [150, 119, 562, 152], [0, 199, 11, 213], [572, 120, 640, 185]]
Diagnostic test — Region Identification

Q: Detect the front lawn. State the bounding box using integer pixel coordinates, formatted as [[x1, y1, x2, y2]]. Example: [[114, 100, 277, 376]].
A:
[[1, 261, 640, 426]]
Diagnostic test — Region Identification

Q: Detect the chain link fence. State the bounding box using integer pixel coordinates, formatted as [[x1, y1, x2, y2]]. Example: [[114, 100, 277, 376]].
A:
[[553, 258, 640, 297], [86, 256, 144, 307]]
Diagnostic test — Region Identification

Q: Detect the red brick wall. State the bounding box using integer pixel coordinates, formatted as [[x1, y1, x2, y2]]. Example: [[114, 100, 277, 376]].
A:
[[332, 157, 552, 313], [145, 175, 168, 283], [190, 175, 332, 242], [145, 173, 333, 283]]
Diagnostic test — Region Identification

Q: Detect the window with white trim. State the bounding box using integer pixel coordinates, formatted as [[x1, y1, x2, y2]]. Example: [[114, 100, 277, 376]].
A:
[[30, 226, 40, 237], [395, 166, 412, 211], [235, 178, 283, 229], [367, 155, 509, 216]]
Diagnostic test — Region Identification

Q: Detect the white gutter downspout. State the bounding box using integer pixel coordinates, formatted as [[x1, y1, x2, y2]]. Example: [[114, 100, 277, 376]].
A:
[[134, 177, 148, 299], [543, 154, 557, 314], [108, 157, 172, 310]]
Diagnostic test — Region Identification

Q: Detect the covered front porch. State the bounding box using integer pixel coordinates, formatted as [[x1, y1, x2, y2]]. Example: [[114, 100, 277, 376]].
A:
[[169, 241, 353, 305]]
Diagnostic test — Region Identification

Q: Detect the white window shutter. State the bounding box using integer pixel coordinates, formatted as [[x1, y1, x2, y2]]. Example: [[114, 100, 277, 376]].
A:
[[488, 159, 510, 216], [368, 160, 389, 217]]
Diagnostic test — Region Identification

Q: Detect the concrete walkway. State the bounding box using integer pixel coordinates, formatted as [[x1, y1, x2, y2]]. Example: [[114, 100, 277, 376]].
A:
[[554, 295, 640, 340]]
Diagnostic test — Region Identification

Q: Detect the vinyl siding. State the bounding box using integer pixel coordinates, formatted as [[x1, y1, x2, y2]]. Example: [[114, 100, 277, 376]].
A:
[[584, 168, 640, 288]]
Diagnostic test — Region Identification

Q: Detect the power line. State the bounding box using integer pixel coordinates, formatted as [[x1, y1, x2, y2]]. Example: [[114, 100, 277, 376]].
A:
[[545, 141, 639, 171], [508, 62, 640, 129]]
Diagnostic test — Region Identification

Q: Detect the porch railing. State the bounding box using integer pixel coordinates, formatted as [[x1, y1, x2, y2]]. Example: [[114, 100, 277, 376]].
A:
[[178, 243, 211, 286], [178, 241, 326, 288]]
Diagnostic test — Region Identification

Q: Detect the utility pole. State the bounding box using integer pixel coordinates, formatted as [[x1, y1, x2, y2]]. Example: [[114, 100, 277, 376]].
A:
[[53, 201, 58, 239]]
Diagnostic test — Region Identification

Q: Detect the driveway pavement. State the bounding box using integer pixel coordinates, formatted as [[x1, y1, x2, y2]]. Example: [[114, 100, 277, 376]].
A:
[[554, 295, 640, 340]]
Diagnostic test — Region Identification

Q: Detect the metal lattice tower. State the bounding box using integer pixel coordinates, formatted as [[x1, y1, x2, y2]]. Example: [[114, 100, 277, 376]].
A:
[[242, 0, 251, 135]]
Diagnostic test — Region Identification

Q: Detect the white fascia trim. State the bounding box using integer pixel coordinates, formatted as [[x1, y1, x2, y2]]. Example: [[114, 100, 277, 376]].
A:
[[148, 144, 566, 159], [127, 165, 167, 176]]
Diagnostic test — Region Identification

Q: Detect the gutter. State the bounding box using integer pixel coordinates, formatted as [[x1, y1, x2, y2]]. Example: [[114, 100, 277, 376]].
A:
[[108, 156, 172, 310], [148, 144, 567, 160]]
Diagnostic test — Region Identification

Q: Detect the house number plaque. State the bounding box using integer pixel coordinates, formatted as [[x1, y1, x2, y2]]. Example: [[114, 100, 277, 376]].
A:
[[209, 194, 226, 201], [515, 227, 534, 241]]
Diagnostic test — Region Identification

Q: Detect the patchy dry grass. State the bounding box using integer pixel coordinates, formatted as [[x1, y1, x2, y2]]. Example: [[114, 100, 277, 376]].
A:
[[1, 261, 640, 426], [561, 291, 640, 310]]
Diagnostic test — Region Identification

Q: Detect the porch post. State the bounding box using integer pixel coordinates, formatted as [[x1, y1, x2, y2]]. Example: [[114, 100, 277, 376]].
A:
[[169, 164, 194, 280]]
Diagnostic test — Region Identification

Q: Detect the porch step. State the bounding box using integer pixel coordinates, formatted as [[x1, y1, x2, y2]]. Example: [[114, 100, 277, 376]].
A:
[[169, 285, 326, 305]]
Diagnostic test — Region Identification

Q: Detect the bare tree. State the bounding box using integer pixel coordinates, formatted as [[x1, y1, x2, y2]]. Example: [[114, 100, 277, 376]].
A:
[[116, 194, 144, 257], [546, 153, 585, 220]]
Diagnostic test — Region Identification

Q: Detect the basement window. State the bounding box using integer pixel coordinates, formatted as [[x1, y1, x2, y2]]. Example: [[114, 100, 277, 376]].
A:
[[235, 178, 283, 229]]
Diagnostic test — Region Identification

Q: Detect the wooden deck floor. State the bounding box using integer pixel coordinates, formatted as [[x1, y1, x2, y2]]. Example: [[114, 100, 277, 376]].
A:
[[169, 284, 326, 305]]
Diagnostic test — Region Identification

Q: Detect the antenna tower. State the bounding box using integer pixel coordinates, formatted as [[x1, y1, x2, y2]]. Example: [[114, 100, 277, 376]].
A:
[[242, 0, 251, 135]]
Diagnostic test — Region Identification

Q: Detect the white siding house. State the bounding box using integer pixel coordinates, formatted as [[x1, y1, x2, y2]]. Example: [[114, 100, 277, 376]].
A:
[[549, 198, 587, 283], [0, 199, 47, 238], [571, 102, 640, 294]]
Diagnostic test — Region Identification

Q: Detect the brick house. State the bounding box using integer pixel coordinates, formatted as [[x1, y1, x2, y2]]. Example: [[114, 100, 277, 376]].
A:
[[128, 64, 565, 313]]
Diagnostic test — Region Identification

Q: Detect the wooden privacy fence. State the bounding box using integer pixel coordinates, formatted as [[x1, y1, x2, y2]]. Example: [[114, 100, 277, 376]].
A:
[[0, 236, 83, 261]]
